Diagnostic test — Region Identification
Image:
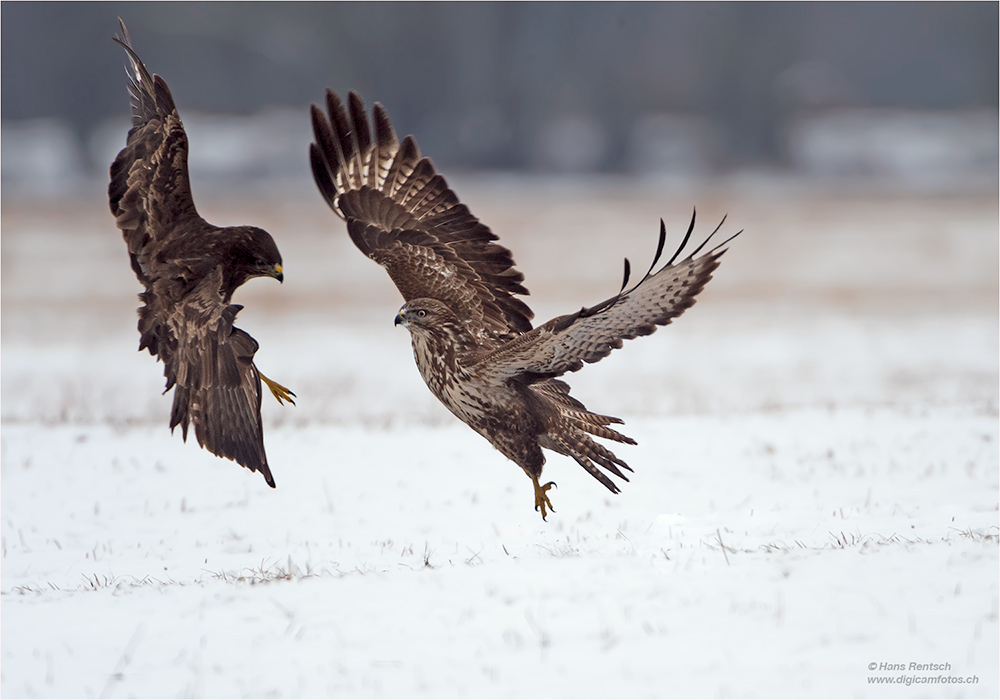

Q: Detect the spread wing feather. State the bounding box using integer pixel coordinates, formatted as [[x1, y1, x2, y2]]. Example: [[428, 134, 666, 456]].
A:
[[108, 19, 200, 265], [310, 90, 533, 339], [108, 18, 203, 360], [477, 212, 740, 384]]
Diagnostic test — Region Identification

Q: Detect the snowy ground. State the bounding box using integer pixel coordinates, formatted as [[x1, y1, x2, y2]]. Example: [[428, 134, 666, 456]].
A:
[[2, 177, 998, 698]]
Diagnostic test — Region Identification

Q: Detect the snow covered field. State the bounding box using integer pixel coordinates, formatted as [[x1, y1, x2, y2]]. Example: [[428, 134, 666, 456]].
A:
[[2, 178, 997, 697]]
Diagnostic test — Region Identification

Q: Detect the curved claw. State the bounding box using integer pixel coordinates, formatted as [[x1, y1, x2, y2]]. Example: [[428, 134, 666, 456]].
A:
[[260, 371, 296, 406], [531, 475, 557, 520]]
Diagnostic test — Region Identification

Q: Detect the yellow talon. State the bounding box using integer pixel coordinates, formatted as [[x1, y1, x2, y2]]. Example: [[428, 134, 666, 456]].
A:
[[260, 371, 296, 405], [530, 474, 556, 520]]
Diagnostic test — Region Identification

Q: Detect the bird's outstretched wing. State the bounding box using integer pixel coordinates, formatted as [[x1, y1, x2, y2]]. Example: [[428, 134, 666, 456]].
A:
[[309, 90, 533, 340], [108, 18, 200, 281], [475, 212, 739, 384]]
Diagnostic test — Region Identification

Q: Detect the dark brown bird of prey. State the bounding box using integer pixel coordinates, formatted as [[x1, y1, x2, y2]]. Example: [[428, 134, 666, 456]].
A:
[[108, 19, 294, 487], [310, 91, 738, 519]]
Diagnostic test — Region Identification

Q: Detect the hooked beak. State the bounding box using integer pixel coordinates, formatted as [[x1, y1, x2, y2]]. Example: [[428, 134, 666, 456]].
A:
[[269, 264, 284, 283], [394, 312, 406, 327]]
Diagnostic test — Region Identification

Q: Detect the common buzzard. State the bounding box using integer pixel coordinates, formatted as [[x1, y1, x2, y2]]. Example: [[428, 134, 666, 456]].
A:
[[109, 19, 294, 487], [310, 91, 738, 518]]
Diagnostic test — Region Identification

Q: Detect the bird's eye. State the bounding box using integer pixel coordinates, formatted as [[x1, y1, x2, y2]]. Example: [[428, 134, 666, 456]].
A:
[[416, 309, 427, 318]]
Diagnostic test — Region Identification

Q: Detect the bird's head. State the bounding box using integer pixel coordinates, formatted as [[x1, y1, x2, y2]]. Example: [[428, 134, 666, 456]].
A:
[[394, 298, 453, 330], [395, 298, 477, 354], [224, 226, 284, 296]]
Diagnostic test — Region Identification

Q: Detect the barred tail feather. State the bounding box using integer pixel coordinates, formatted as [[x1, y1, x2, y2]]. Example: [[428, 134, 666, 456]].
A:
[[566, 413, 635, 445], [540, 428, 633, 494], [533, 379, 636, 445]]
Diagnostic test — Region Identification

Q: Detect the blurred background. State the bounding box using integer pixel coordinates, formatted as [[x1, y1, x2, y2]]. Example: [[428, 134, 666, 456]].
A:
[[3, 8, 998, 696], [1, 1, 997, 196], [1, 1, 997, 427]]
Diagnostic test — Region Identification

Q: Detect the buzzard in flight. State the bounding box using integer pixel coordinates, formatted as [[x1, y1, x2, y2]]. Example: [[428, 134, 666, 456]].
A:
[[310, 91, 737, 518], [109, 19, 294, 487]]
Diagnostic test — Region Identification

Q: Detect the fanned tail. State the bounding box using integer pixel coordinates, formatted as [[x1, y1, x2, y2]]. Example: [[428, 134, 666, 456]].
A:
[[539, 429, 633, 495], [563, 410, 635, 445], [533, 379, 636, 492]]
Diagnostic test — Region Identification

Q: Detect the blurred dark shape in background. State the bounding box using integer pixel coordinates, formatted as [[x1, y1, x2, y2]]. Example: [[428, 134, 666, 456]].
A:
[[2, 1, 997, 197]]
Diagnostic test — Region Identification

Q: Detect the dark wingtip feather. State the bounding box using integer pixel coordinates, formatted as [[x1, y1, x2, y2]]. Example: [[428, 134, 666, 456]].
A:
[[710, 227, 743, 254], [689, 213, 729, 259], [112, 18, 137, 67], [618, 216, 669, 299], [112, 18, 177, 123], [115, 17, 130, 45], [325, 89, 344, 120], [619, 258, 631, 294], [310, 101, 343, 178], [348, 91, 371, 146], [309, 143, 338, 209], [309, 102, 325, 134], [373, 103, 396, 146], [665, 208, 696, 267], [398, 135, 420, 161], [654, 218, 667, 267]]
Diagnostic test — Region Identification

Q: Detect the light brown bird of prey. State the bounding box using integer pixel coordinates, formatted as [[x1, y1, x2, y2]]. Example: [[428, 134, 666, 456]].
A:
[[310, 91, 738, 519], [109, 19, 294, 487]]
